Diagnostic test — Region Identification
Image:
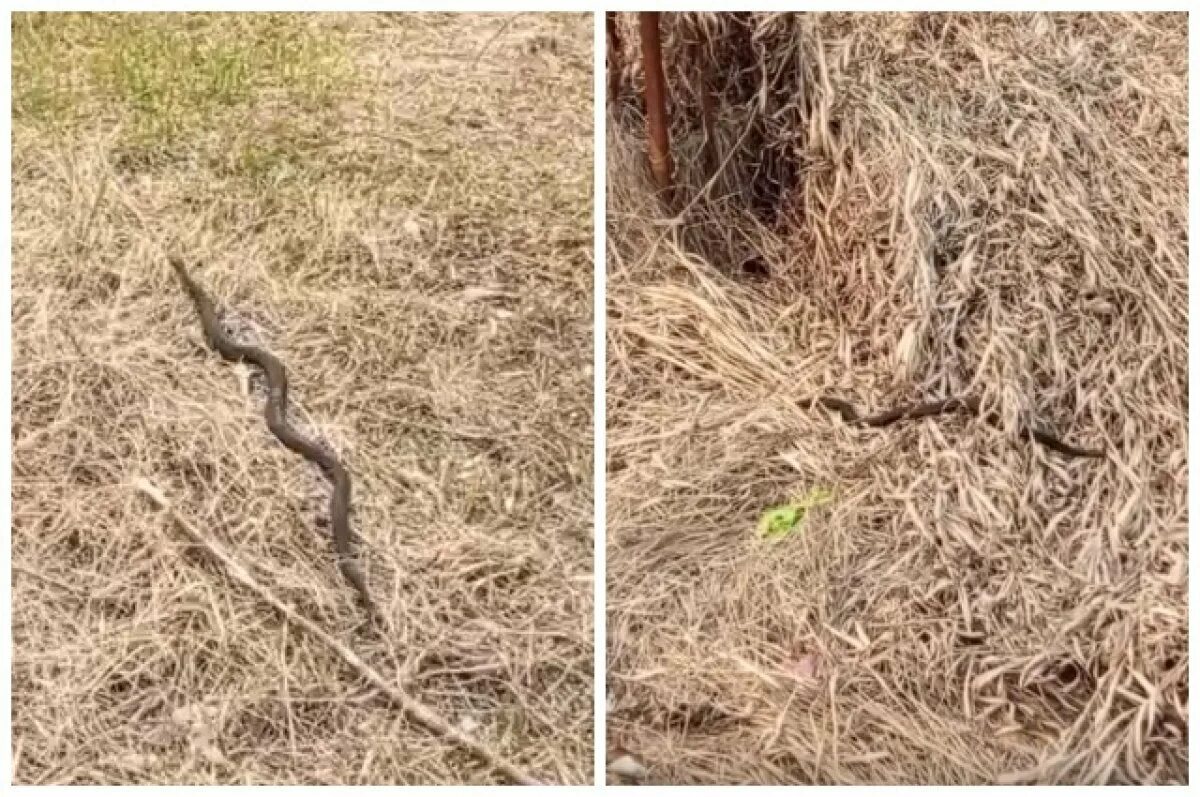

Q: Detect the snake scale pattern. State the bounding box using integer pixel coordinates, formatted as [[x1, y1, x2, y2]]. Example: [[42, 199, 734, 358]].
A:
[[171, 258, 376, 620]]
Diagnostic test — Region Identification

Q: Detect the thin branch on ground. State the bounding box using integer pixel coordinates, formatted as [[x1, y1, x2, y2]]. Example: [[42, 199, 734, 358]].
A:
[[133, 477, 543, 787]]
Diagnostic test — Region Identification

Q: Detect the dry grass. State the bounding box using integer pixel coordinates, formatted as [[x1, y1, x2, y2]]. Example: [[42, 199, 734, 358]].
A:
[[606, 12, 1186, 785], [12, 12, 592, 785]]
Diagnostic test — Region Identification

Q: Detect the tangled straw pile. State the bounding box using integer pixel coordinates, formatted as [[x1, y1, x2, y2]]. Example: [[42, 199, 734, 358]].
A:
[[607, 12, 1186, 784]]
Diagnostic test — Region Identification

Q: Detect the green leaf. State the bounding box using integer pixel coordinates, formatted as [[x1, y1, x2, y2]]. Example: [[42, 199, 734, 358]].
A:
[[756, 487, 834, 540]]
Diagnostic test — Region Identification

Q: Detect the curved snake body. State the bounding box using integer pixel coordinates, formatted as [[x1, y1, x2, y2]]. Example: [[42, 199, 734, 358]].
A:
[[798, 395, 1104, 458], [171, 258, 375, 618]]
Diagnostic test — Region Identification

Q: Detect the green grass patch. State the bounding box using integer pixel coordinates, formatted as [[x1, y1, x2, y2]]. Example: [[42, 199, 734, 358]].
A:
[[13, 13, 352, 148]]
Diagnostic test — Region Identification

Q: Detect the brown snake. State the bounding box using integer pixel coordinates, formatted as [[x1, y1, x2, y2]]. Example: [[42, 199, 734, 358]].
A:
[[798, 395, 1104, 458], [170, 258, 377, 621]]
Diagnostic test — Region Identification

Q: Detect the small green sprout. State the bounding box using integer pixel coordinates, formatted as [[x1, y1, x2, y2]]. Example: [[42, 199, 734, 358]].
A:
[[756, 486, 834, 540]]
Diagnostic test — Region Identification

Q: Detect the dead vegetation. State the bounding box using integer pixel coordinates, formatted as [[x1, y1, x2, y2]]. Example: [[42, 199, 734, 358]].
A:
[[12, 12, 592, 784], [606, 12, 1186, 784]]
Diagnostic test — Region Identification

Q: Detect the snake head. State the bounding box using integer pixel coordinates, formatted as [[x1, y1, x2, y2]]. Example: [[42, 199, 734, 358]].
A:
[[168, 257, 211, 307]]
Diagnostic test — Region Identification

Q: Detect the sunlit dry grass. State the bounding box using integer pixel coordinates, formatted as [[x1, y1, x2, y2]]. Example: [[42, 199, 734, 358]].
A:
[[606, 11, 1186, 785], [12, 12, 593, 785]]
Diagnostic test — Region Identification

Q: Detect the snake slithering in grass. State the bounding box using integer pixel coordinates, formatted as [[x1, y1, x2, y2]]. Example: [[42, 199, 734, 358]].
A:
[[170, 258, 377, 622], [797, 395, 1104, 458]]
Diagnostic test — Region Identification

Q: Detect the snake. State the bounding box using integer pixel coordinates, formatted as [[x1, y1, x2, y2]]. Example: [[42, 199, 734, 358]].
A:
[[170, 258, 376, 620], [797, 395, 1104, 458]]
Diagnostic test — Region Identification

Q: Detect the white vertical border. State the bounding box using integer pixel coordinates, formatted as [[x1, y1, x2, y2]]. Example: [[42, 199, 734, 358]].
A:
[[2, 9, 13, 788], [591, 9, 608, 787]]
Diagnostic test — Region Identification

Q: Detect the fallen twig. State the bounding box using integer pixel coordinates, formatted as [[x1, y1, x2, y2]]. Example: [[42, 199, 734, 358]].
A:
[[133, 476, 542, 786]]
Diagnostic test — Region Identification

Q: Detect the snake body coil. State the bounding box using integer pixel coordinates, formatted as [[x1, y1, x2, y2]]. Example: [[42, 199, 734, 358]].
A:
[[171, 258, 375, 618]]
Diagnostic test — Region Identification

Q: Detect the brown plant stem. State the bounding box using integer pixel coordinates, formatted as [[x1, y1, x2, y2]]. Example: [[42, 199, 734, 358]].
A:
[[639, 12, 673, 196]]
